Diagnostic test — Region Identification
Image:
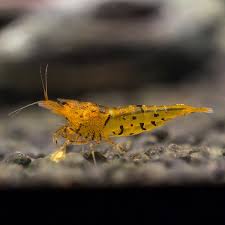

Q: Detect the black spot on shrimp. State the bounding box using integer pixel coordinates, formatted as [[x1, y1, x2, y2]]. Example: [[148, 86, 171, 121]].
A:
[[140, 123, 146, 130], [118, 125, 124, 135]]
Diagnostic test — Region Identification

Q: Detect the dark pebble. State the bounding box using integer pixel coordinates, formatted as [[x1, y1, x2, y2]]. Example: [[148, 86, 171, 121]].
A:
[[145, 145, 165, 158], [4, 152, 32, 167]]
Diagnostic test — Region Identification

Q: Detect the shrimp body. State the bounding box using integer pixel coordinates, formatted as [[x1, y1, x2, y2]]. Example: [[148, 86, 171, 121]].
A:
[[39, 99, 212, 145], [10, 66, 213, 162]]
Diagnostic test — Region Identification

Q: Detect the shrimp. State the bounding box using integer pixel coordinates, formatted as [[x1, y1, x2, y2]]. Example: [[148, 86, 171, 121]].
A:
[[9, 65, 213, 162]]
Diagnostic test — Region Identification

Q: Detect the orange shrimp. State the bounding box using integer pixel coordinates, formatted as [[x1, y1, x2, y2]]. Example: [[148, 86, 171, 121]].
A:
[[9, 66, 213, 162]]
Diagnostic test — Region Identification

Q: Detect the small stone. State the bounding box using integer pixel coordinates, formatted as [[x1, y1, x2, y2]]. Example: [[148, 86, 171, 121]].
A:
[[145, 145, 165, 158], [4, 152, 32, 167]]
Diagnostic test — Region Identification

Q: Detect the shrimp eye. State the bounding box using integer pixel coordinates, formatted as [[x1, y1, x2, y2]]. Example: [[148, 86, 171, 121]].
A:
[[57, 98, 69, 106]]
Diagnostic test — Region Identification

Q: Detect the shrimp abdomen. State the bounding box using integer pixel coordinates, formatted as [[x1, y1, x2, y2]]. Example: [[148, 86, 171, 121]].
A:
[[102, 104, 212, 137]]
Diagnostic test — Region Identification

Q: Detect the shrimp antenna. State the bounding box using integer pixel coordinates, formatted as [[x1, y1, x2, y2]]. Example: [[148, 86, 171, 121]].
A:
[[45, 63, 48, 100], [8, 101, 40, 117], [9, 64, 50, 117], [40, 64, 49, 100]]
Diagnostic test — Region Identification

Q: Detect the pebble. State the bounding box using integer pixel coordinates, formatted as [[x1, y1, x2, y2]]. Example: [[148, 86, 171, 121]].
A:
[[4, 152, 32, 167]]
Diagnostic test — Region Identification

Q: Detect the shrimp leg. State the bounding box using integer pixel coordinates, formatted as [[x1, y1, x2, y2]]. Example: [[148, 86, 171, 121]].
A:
[[49, 140, 71, 162], [52, 125, 68, 144]]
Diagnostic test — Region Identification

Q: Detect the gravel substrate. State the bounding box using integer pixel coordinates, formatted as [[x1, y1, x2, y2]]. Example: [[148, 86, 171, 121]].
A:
[[1, 80, 225, 188]]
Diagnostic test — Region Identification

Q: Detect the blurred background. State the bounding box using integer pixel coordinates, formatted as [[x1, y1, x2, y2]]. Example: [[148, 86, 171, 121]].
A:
[[0, 0, 225, 189], [0, 0, 224, 107]]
